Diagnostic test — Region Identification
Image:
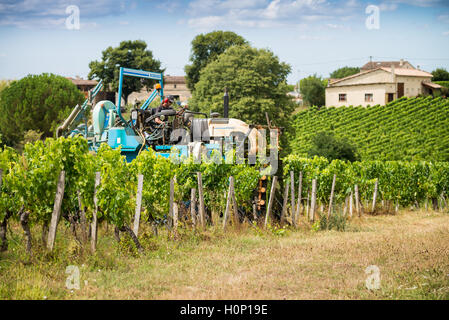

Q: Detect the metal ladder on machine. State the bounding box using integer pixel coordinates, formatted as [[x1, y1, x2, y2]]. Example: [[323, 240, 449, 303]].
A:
[[56, 79, 103, 139]]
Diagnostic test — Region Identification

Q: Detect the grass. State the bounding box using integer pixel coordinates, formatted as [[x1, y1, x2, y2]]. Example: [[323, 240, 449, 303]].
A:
[[0, 209, 448, 300]]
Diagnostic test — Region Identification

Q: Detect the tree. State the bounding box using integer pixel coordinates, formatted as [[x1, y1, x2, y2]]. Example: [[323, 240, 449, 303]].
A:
[[184, 31, 248, 91], [189, 45, 293, 128], [432, 68, 449, 81], [300, 75, 327, 107], [308, 132, 359, 162], [0, 74, 84, 147], [88, 40, 163, 105], [330, 66, 360, 79]]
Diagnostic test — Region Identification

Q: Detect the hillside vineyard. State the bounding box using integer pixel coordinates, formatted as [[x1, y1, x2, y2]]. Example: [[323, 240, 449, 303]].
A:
[[290, 97, 449, 161]]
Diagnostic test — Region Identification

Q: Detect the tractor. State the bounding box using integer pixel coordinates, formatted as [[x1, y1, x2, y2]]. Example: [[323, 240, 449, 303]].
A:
[[57, 67, 280, 215]]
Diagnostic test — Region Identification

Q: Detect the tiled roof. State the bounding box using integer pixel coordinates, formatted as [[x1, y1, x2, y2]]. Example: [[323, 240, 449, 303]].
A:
[[361, 61, 414, 70], [380, 67, 432, 77], [328, 67, 433, 86], [422, 82, 442, 89], [164, 76, 186, 84], [66, 77, 98, 86]]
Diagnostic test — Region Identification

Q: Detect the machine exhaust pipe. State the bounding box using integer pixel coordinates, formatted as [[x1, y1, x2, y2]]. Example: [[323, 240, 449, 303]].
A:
[[56, 104, 81, 137], [223, 87, 229, 118]]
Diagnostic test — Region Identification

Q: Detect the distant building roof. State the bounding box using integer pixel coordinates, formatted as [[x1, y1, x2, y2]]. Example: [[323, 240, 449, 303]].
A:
[[164, 76, 186, 84], [328, 67, 433, 86], [66, 77, 98, 86], [361, 60, 414, 70], [422, 82, 442, 89], [380, 67, 432, 77]]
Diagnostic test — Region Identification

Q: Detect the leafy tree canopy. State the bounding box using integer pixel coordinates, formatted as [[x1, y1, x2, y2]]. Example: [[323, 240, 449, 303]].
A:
[[299, 75, 327, 107], [308, 131, 359, 162], [189, 44, 294, 128], [432, 68, 449, 81], [88, 40, 163, 104], [184, 31, 248, 91], [330, 66, 360, 79], [0, 73, 84, 147]]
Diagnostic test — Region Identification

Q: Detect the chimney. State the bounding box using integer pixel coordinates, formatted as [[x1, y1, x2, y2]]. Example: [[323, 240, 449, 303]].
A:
[[223, 87, 229, 118], [400, 59, 404, 67], [391, 64, 395, 83]]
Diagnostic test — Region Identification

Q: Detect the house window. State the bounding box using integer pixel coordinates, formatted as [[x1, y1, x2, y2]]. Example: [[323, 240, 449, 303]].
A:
[[174, 84, 177, 89], [365, 93, 373, 102], [339, 94, 347, 102]]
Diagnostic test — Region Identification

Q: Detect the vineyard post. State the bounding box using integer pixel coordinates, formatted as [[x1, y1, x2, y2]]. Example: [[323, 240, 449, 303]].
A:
[[230, 177, 239, 227], [77, 191, 88, 243], [349, 190, 353, 218], [306, 192, 310, 218], [91, 172, 101, 253], [290, 171, 296, 227], [133, 174, 144, 237], [372, 179, 378, 212], [190, 188, 197, 228], [168, 177, 174, 230], [264, 176, 278, 229], [280, 180, 290, 226], [328, 174, 336, 219], [197, 172, 206, 229], [223, 176, 234, 231], [440, 192, 446, 211], [173, 176, 179, 233], [0, 169, 6, 252], [295, 171, 303, 219], [354, 185, 361, 217], [310, 179, 317, 222], [47, 171, 65, 251], [343, 196, 348, 216]]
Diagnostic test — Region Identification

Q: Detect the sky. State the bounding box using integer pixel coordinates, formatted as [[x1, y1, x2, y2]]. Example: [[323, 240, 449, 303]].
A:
[[0, 0, 449, 84]]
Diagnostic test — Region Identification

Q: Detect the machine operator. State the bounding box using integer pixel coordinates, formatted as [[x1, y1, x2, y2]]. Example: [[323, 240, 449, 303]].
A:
[[152, 95, 175, 125]]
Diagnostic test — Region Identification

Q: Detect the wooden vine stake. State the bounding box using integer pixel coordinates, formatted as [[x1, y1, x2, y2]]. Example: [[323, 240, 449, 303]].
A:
[[310, 179, 317, 222], [354, 184, 361, 217], [168, 177, 174, 225], [190, 188, 197, 229], [91, 172, 100, 253], [133, 174, 144, 237], [77, 191, 88, 243], [223, 176, 234, 231], [306, 192, 310, 218], [290, 171, 296, 227], [230, 177, 239, 227], [295, 171, 303, 219], [328, 174, 336, 219], [349, 190, 353, 218], [264, 176, 278, 229], [47, 171, 65, 251], [197, 172, 206, 229], [280, 180, 290, 226], [372, 178, 378, 212]]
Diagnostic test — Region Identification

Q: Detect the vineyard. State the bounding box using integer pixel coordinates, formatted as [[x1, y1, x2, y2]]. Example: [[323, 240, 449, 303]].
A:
[[0, 136, 448, 256], [289, 96, 449, 161]]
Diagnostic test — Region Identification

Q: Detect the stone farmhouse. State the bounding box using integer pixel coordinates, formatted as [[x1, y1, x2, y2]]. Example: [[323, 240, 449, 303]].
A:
[[325, 60, 442, 107]]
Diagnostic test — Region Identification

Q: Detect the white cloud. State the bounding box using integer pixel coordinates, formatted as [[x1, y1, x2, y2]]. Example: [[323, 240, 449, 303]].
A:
[[439, 14, 449, 23], [391, 0, 448, 7], [443, 30, 449, 36], [184, 0, 359, 30], [262, 0, 280, 19], [379, 2, 398, 11], [187, 15, 225, 29], [0, 0, 127, 28]]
